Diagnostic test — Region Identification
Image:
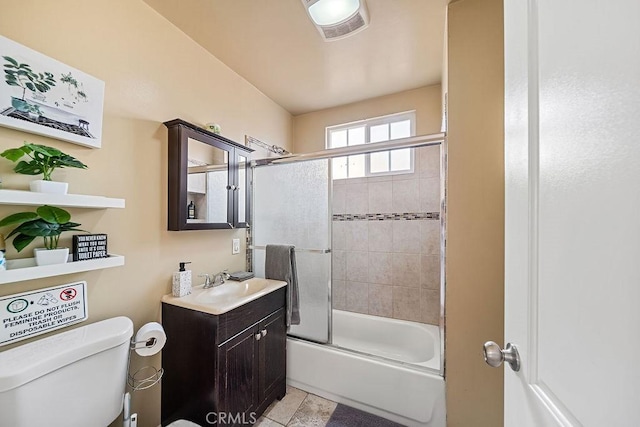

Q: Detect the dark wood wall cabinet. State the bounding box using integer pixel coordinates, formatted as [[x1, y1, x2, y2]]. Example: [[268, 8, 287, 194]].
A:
[[161, 288, 287, 426], [165, 119, 253, 230]]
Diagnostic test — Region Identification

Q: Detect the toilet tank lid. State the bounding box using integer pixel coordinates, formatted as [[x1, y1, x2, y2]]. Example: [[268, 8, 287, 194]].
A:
[[0, 316, 133, 393]]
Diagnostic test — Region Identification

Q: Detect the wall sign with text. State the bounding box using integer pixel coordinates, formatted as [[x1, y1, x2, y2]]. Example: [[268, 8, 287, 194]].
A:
[[0, 281, 88, 346], [73, 234, 108, 261]]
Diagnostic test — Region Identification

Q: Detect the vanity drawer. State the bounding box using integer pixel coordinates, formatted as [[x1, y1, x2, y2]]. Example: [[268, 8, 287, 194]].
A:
[[217, 287, 286, 343]]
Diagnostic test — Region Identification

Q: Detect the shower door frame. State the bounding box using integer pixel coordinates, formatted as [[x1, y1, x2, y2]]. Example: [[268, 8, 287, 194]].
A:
[[249, 158, 333, 344], [250, 132, 447, 376]]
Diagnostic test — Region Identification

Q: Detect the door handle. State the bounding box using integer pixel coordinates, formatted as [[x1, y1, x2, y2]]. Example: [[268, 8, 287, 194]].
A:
[[261, 329, 267, 337], [254, 332, 261, 341], [483, 341, 520, 372]]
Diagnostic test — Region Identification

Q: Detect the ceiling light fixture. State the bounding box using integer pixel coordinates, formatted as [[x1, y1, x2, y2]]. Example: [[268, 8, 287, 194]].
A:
[[302, 0, 370, 41]]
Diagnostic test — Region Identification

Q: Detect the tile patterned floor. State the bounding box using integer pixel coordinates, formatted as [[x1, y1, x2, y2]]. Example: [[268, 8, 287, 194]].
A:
[[256, 386, 340, 427]]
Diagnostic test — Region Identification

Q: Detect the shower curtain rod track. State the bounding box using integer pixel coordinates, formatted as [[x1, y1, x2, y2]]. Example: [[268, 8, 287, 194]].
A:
[[251, 132, 446, 166], [250, 245, 331, 254]]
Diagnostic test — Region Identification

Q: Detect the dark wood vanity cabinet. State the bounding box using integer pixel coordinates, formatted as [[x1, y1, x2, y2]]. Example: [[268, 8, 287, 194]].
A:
[[218, 308, 286, 421], [161, 288, 287, 426], [164, 119, 253, 231]]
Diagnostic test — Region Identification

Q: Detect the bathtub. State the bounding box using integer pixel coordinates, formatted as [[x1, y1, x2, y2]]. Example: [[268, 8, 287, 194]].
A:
[[287, 310, 445, 427]]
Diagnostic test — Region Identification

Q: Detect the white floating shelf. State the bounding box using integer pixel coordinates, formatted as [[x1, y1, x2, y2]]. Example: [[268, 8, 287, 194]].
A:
[[0, 189, 125, 209], [0, 254, 125, 285]]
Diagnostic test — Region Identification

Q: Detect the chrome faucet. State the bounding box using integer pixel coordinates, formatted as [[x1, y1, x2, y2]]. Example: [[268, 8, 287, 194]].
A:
[[199, 270, 230, 289], [198, 273, 213, 288], [212, 270, 230, 287]]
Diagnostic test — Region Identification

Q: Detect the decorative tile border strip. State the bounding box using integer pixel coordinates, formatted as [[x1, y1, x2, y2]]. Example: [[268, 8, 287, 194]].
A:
[[246, 224, 253, 272], [332, 212, 440, 221]]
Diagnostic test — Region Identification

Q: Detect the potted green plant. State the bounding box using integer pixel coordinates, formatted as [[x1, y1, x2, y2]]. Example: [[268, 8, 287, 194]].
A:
[[0, 143, 88, 194], [0, 205, 85, 266], [3, 56, 56, 113]]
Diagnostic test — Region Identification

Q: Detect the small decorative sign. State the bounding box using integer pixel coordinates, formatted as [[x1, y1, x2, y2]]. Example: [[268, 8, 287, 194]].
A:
[[0, 281, 88, 346], [73, 234, 108, 261]]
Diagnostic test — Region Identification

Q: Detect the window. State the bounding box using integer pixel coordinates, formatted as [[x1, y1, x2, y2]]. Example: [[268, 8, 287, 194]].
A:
[[326, 111, 416, 179]]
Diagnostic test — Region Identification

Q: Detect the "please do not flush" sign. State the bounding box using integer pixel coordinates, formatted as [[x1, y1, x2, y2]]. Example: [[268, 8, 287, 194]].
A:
[[0, 281, 88, 346]]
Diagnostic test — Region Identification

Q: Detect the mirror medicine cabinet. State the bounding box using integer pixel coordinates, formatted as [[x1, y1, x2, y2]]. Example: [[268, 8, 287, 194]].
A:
[[165, 119, 253, 230]]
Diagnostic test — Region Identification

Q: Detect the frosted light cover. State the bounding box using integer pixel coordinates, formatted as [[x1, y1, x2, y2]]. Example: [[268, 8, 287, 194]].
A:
[[308, 0, 360, 26]]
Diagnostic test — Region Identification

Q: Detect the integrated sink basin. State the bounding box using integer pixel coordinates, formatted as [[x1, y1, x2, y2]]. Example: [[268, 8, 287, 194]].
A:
[[161, 277, 287, 315], [196, 280, 268, 304]]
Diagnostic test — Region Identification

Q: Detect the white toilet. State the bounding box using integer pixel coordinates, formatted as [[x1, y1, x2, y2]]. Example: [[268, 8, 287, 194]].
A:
[[0, 316, 201, 427], [0, 316, 133, 427]]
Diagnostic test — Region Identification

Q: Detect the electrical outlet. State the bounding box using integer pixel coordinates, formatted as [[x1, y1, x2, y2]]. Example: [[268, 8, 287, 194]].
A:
[[232, 238, 240, 255]]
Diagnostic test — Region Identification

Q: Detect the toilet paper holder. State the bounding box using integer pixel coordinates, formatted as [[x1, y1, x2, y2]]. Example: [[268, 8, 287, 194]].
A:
[[131, 336, 158, 351], [127, 335, 164, 391], [127, 364, 163, 391]]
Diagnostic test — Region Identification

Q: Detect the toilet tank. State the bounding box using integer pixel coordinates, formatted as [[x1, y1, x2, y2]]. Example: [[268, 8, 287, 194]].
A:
[[0, 316, 133, 427]]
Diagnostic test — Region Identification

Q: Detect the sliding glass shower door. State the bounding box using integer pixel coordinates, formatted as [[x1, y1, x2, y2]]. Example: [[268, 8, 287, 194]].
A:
[[252, 160, 331, 343]]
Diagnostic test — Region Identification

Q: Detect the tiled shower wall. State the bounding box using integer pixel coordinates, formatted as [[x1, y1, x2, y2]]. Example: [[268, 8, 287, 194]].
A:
[[331, 145, 442, 325]]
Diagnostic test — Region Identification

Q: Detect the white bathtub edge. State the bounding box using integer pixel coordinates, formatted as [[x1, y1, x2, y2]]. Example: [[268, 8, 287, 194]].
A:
[[287, 338, 446, 427], [332, 309, 441, 371]]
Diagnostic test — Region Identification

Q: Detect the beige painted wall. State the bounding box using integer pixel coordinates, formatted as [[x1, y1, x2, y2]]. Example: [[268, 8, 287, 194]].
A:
[[292, 85, 442, 153], [445, 0, 505, 426], [0, 1, 292, 426], [441, 8, 449, 133]]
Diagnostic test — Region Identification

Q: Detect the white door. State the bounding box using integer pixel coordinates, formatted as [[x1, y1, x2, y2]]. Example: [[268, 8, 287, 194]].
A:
[[498, 0, 640, 425]]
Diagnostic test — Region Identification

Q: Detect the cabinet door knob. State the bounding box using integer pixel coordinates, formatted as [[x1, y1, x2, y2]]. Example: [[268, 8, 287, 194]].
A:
[[254, 333, 261, 341], [261, 329, 267, 337]]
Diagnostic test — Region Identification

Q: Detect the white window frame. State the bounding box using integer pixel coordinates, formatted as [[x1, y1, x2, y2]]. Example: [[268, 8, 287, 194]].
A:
[[325, 110, 416, 179]]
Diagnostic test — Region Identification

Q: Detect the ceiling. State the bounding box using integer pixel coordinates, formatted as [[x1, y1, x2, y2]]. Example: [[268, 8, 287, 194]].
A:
[[144, 0, 447, 115]]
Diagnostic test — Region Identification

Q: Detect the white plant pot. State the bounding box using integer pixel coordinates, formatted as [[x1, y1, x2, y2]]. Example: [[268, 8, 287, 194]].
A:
[[30, 180, 68, 194], [34, 248, 70, 266]]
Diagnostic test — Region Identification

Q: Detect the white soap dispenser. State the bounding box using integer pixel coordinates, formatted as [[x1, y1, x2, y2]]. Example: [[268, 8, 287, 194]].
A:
[[172, 262, 192, 297]]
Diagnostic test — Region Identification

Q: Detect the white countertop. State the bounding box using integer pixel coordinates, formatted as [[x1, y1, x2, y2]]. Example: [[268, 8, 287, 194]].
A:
[[161, 277, 287, 315]]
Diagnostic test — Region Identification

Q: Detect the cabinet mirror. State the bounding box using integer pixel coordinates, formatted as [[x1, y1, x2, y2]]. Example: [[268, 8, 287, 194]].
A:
[[187, 138, 229, 224], [165, 119, 253, 231]]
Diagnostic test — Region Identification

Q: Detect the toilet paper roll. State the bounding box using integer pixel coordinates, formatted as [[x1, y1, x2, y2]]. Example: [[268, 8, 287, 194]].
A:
[[134, 322, 166, 356]]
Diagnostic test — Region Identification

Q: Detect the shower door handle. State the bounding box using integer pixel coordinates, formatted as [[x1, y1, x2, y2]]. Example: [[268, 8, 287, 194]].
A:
[[483, 341, 520, 372]]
